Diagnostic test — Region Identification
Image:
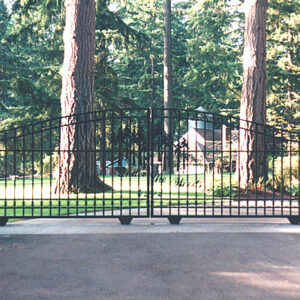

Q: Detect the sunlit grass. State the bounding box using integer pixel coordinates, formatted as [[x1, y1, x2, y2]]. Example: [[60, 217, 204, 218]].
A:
[[0, 173, 240, 217]]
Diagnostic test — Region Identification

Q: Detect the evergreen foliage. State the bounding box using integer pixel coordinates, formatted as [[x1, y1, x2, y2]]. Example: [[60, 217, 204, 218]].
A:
[[184, 0, 243, 114], [267, 0, 300, 129], [0, 0, 299, 130]]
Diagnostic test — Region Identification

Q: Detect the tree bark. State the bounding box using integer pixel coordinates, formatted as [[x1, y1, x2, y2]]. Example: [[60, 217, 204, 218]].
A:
[[163, 0, 173, 174], [55, 0, 110, 194], [97, 34, 107, 176], [238, 0, 268, 189], [151, 55, 155, 104]]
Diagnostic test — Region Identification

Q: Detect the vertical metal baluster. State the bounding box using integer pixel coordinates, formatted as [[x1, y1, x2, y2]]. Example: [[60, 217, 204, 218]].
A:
[[281, 130, 284, 215], [238, 119, 241, 216], [49, 120, 52, 217], [255, 123, 258, 216], [177, 109, 181, 216], [101, 111, 106, 216], [296, 133, 300, 216], [195, 111, 198, 216], [289, 131, 292, 216], [263, 125, 267, 216], [111, 111, 115, 216], [129, 113, 132, 216], [85, 113, 88, 216], [138, 111, 142, 216], [161, 109, 163, 216], [146, 109, 150, 217], [220, 116, 224, 216], [75, 115, 79, 216], [22, 127, 26, 217], [40, 122, 43, 216], [31, 125, 35, 217], [93, 111, 97, 216], [67, 116, 70, 216], [149, 108, 154, 218], [186, 110, 189, 217], [203, 112, 207, 216], [4, 131, 7, 217], [246, 121, 250, 216], [229, 118, 232, 216], [13, 129, 16, 216], [58, 118, 61, 216], [272, 128, 275, 216], [120, 110, 123, 216], [169, 109, 172, 216], [212, 114, 215, 216], [99, 111, 103, 215]]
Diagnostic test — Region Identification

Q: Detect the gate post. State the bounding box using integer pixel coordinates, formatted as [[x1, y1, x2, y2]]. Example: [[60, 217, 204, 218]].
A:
[[288, 217, 300, 225], [168, 216, 182, 225], [149, 108, 154, 218], [0, 217, 8, 226], [147, 108, 151, 218], [119, 217, 133, 225]]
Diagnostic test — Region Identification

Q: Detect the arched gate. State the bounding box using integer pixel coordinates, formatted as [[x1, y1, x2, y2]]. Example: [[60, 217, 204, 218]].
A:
[[0, 109, 299, 225]]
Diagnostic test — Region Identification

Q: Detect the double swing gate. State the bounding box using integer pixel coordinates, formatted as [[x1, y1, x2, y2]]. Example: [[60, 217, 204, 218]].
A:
[[0, 108, 299, 225]]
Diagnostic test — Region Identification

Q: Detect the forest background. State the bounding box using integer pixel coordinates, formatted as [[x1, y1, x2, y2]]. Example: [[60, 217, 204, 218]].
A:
[[0, 0, 299, 131]]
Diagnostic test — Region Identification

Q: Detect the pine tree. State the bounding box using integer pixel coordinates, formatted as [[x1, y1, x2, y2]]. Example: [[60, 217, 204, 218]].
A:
[[163, 0, 173, 173], [185, 0, 243, 113], [266, 0, 300, 129], [0, 0, 10, 111], [238, 0, 268, 188], [0, 0, 63, 128], [55, 0, 111, 193]]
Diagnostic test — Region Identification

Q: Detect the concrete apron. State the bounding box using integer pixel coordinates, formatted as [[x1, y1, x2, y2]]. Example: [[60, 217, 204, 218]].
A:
[[1, 218, 300, 235]]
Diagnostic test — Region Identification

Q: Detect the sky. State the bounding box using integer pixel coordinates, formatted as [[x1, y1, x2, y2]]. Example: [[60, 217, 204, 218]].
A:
[[4, 0, 13, 11]]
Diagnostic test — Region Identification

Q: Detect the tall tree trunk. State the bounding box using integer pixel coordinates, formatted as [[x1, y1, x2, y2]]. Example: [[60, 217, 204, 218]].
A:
[[286, 28, 294, 116], [151, 55, 155, 104], [97, 34, 107, 176], [163, 0, 173, 174], [238, 0, 268, 189], [55, 0, 110, 194]]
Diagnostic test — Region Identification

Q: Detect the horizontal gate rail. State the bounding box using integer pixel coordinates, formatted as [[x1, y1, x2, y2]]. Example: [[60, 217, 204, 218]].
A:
[[0, 108, 299, 225]]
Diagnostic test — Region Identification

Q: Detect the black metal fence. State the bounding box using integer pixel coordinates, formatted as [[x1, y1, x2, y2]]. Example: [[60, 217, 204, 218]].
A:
[[0, 108, 299, 225]]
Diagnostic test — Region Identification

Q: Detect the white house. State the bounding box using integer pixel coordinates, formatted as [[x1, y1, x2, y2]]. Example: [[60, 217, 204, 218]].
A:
[[176, 110, 239, 175]]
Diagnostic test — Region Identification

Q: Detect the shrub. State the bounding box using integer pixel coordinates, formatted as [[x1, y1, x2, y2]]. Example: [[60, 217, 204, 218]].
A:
[[34, 152, 59, 177], [272, 156, 299, 178], [200, 172, 237, 197], [270, 156, 299, 196]]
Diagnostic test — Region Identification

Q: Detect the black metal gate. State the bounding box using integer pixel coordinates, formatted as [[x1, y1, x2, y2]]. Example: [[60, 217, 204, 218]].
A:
[[0, 108, 299, 225]]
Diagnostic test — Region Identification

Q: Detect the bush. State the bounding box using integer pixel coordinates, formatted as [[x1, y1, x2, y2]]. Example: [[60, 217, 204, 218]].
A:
[[200, 172, 237, 197], [269, 156, 299, 178], [34, 152, 59, 177], [270, 156, 299, 196]]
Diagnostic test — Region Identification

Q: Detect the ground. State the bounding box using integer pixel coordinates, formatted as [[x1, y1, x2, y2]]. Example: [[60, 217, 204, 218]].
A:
[[0, 218, 300, 299], [1, 174, 298, 218]]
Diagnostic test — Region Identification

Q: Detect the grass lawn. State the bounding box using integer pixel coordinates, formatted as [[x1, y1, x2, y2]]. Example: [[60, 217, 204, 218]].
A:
[[0, 172, 278, 218]]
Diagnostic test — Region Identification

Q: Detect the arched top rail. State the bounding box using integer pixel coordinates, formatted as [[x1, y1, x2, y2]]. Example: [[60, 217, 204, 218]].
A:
[[0, 108, 299, 143]]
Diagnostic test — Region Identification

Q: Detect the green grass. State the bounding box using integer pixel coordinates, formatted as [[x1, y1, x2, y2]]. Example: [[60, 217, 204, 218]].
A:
[[0, 173, 236, 218]]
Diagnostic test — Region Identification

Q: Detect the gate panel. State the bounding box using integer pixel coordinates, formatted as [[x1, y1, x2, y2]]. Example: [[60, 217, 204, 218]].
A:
[[150, 109, 300, 219], [93, 109, 150, 218], [0, 110, 150, 219], [0, 108, 299, 221]]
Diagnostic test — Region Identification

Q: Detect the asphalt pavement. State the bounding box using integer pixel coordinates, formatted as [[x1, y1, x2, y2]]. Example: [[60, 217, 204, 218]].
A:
[[0, 218, 300, 300]]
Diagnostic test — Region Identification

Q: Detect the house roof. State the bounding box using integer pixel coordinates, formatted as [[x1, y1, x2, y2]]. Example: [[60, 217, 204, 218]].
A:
[[177, 127, 239, 155]]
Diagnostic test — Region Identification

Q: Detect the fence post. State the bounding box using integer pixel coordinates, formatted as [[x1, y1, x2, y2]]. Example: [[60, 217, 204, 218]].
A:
[[0, 217, 8, 226]]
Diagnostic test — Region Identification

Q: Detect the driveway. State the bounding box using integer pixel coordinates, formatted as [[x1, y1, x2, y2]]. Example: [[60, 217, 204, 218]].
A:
[[0, 218, 300, 300]]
